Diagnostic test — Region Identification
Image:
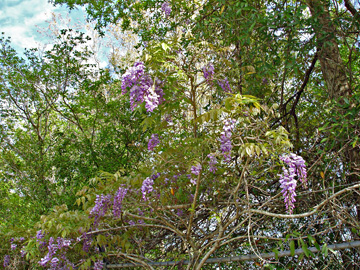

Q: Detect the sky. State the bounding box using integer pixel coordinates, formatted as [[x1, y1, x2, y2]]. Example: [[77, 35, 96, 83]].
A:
[[0, 0, 113, 67], [0, 0, 87, 54]]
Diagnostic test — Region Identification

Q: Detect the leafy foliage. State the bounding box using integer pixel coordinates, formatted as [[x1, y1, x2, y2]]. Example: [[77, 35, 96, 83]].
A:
[[1, 0, 360, 269]]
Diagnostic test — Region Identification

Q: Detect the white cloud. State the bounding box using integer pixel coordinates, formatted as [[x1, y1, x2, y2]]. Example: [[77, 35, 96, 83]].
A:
[[0, 0, 83, 52], [1, 0, 58, 50], [0, 0, 109, 68]]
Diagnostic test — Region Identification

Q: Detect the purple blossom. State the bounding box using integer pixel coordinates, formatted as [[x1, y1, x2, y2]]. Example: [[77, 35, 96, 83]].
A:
[[39, 253, 51, 267], [138, 219, 145, 225], [19, 237, 25, 241], [217, 78, 232, 93], [3, 255, 10, 268], [190, 164, 201, 185], [39, 237, 74, 268], [151, 172, 161, 180], [220, 118, 236, 162], [141, 177, 154, 201], [203, 63, 214, 83], [50, 257, 59, 268], [47, 237, 57, 258], [223, 118, 236, 137], [148, 133, 160, 151], [279, 153, 308, 214], [36, 230, 44, 240], [161, 2, 172, 16], [176, 209, 183, 217], [39, 240, 47, 249], [191, 164, 202, 175], [208, 154, 218, 173], [165, 114, 173, 124], [279, 167, 297, 214], [57, 237, 71, 249], [10, 244, 17, 250], [280, 153, 307, 186], [122, 62, 164, 112], [220, 134, 232, 153], [94, 260, 104, 270], [121, 62, 145, 94], [113, 187, 128, 218], [90, 194, 113, 224], [130, 74, 153, 111], [128, 220, 136, 226], [144, 86, 160, 112], [82, 233, 92, 252], [155, 79, 165, 104], [20, 249, 26, 257]]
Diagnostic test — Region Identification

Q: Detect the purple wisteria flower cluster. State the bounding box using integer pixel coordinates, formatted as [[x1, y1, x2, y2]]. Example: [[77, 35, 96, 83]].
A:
[[38, 237, 73, 269], [217, 78, 232, 93], [121, 62, 164, 112], [220, 118, 236, 162], [36, 230, 45, 240], [94, 260, 104, 270], [148, 133, 160, 151], [279, 153, 308, 214], [203, 63, 214, 83], [36, 230, 47, 249], [113, 187, 128, 218], [10, 244, 17, 251], [81, 232, 92, 253], [141, 177, 154, 200], [190, 164, 202, 185], [4, 237, 28, 265], [208, 154, 218, 173], [161, 2, 172, 16], [90, 194, 112, 224], [3, 254, 10, 268]]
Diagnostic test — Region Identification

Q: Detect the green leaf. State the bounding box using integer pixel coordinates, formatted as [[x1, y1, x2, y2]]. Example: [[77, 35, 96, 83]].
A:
[[290, 240, 295, 256], [320, 138, 328, 143], [300, 238, 310, 257], [322, 243, 328, 257], [273, 248, 279, 260]]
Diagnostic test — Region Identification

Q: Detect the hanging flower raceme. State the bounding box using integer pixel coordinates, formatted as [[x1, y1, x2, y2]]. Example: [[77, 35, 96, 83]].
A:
[[217, 78, 232, 93], [36, 230, 44, 240], [148, 133, 160, 151], [190, 164, 202, 185], [38, 237, 74, 269], [279, 153, 308, 214], [121, 62, 164, 112], [94, 260, 104, 270], [161, 2, 171, 16], [141, 177, 154, 201], [208, 154, 218, 173], [3, 255, 10, 268], [90, 194, 112, 224], [113, 187, 128, 218], [281, 153, 307, 186], [203, 63, 214, 83], [220, 118, 236, 162]]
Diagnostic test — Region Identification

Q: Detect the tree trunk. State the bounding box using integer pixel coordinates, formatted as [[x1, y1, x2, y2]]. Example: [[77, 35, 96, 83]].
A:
[[305, 0, 351, 99], [305, 1, 360, 268]]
